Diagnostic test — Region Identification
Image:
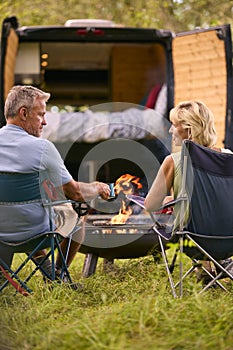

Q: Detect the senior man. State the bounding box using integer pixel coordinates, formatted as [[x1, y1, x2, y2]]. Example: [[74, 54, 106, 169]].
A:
[[0, 85, 110, 282]]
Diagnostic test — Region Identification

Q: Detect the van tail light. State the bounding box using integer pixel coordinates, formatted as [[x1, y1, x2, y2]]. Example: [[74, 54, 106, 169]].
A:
[[76, 28, 104, 36]]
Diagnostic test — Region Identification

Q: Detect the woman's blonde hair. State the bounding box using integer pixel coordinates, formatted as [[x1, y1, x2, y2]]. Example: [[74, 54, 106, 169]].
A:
[[169, 100, 217, 147]]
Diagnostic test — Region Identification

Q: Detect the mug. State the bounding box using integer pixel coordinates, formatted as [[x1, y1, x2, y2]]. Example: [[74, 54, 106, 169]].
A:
[[108, 183, 115, 198]]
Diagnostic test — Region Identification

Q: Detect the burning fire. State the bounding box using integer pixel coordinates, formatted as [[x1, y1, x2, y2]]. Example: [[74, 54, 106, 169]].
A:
[[110, 174, 142, 225]]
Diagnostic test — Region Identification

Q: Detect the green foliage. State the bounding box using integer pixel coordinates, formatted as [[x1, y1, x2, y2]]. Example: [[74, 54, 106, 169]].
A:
[[0, 0, 232, 32], [1, 252, 233, 349]]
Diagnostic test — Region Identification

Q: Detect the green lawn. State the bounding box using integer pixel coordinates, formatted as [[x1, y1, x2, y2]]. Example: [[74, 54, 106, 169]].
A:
[[1, 251, 233, 350]]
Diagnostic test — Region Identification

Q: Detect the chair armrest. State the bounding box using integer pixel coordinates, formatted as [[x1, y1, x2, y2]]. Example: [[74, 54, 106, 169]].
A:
[[43, 199, 75, 207], [126, 194, 187, 211], [157, 196, 188, 210], [43, 200, 90, 217], [42, 179, 90, 217]]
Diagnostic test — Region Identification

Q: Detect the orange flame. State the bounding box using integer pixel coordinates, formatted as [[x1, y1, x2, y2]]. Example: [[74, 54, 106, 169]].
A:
[[110, 201, 133, 225], [110, 174, 142, 225], [114, 174, 142, 195]]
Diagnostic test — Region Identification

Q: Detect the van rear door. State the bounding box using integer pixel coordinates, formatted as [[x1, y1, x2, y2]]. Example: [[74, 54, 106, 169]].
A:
[[173, 25, 233, 149], [0, 17, 19, 123]]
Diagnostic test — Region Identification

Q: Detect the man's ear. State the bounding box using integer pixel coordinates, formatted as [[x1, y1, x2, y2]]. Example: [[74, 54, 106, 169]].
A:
[[19, 107, 27, 121]]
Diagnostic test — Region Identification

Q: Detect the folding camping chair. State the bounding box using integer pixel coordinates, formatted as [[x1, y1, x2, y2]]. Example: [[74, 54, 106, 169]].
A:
[[0, 172, 88, 296], [151, 140, 233, 297]]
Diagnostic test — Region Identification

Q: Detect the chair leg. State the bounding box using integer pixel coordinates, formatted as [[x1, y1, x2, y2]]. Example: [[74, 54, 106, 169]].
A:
[[28, 250, 53, 281], [158, 235, 177, 298], [185, 235, 231, 293], [0, 262, 32, 295], [30, 234, 72, 283], [30, 234, 73, 285], [200, 275, 228, 293], [179, 235, 184, 297], [54, 235, 73, 284], [58, 236, 72, 279], [50, 235, 56, 280], [194, 259, 227, 291], [0, 233, 76, 294], [169, 248, 178, 273], [174, 264, 197, 289]]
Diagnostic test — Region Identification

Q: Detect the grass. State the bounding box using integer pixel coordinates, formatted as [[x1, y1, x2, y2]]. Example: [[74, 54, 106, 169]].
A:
[[1, 251, 233, 350]]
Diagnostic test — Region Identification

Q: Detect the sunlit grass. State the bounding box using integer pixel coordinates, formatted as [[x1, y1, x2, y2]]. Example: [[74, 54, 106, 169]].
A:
[[1, 251, 233, 350]]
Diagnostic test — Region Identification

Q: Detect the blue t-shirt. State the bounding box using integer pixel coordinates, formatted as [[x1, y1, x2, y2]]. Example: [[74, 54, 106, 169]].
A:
[[0, 124, 72, 240]]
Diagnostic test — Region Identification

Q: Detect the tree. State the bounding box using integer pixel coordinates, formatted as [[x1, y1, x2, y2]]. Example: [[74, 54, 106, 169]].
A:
[[0, 0, 232, 34]]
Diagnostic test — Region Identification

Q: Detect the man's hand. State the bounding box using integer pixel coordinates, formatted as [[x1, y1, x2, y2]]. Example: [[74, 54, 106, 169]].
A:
[[95, 182, 111, 200]]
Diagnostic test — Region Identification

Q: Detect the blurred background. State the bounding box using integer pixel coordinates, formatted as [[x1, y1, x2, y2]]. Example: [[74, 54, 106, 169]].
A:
[[0, 0, 233, 33]]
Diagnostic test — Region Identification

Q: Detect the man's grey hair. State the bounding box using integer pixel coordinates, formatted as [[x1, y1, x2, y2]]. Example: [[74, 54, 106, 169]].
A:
[[4, 85, 51, 120]]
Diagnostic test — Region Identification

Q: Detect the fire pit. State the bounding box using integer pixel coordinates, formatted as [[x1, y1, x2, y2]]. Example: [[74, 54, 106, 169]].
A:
[[79, 215, 158, 258], [77, 174, 173, 276], [78, 214, 168, 277]]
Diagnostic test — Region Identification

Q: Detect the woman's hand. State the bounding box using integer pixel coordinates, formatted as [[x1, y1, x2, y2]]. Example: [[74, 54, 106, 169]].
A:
[[162, 195, 174, 205]]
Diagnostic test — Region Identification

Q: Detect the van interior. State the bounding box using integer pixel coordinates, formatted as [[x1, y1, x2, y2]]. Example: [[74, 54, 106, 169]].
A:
[[14, 41, 167, 110]]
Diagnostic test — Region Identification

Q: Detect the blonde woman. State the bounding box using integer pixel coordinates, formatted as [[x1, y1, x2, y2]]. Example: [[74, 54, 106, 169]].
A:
[[144, 100, 233, 282]]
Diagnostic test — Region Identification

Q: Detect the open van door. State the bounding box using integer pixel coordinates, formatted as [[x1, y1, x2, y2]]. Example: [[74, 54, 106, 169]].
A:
[[172, 25, 233, 149], [0, 17, 19, 126]]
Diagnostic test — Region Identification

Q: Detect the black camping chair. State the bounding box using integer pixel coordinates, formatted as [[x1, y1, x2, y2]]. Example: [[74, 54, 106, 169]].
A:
[[151, 140, 233, 297], [0, 172, 88, 296]]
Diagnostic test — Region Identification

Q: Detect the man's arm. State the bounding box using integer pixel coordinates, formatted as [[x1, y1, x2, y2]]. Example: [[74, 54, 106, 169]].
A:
[[63, 179, 110, 202], [41, 141, 110, 202]]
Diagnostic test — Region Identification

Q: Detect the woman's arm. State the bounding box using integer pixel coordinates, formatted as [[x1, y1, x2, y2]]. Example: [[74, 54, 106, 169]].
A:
[[144, 155, 174, 212]]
